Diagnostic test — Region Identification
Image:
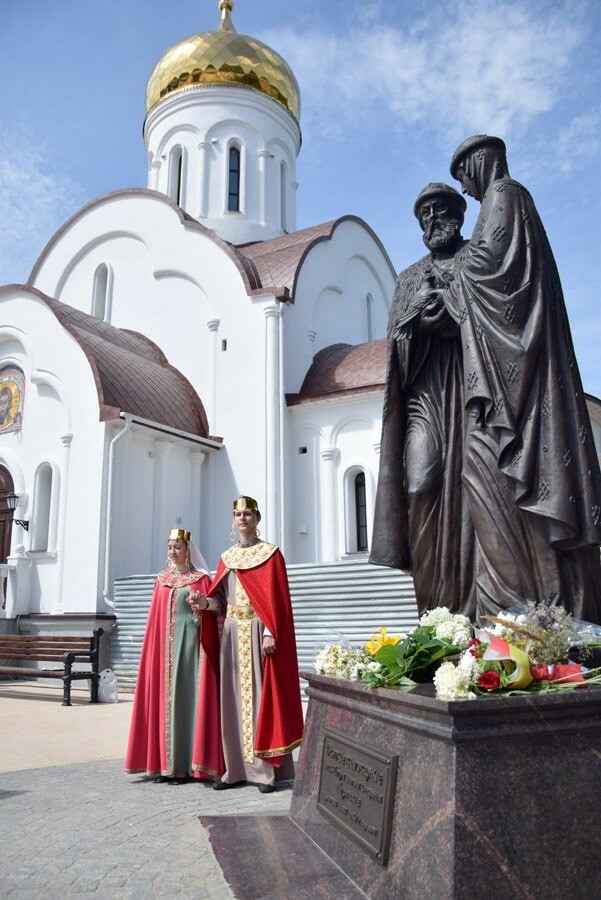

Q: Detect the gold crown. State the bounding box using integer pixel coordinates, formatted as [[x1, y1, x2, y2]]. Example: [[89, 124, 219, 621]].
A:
[[233, 496, 258, 512], [168, 528, 191, 541]]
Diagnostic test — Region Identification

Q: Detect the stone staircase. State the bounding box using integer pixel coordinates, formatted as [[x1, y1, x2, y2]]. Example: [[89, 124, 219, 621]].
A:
[[110, 557, 419, 691]]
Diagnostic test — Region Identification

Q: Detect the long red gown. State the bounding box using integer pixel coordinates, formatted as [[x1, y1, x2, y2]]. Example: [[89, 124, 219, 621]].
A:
[[125, 567, 223, 779]]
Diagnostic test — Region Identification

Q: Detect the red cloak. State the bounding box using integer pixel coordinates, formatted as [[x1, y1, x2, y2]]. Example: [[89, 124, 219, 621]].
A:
[[208, 546, 303, 767], [125, 569, 223, 779]]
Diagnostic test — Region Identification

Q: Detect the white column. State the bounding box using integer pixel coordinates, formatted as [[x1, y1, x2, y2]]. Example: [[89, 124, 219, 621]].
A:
[[52, 433, 73, 614], [257, 150, 269, 227], [152, 440, 172, 570], [290, 180, 299, 232], [197, 141, 211, 219], [264, 304, 281, 544], [189, 451, 205, 551], [320, 447, 340, 561], [207, 318, 220, 433], [148, 158, 161, 191]]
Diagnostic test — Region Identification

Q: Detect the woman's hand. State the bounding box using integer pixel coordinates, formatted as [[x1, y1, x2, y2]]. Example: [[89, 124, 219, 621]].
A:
[[188, 591, 208, 615], [262, 635, 276, 660]]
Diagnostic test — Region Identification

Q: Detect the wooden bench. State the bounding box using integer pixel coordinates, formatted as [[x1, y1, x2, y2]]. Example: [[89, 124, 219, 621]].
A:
[[0, 629, 104, 706]]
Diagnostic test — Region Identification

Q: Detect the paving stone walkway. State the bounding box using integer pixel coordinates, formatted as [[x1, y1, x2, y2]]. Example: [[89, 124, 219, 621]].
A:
[[0, 759, 294, 899]]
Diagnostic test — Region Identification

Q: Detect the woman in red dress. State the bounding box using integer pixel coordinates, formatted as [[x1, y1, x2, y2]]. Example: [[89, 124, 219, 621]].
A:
[[125, 528, 223, 783]]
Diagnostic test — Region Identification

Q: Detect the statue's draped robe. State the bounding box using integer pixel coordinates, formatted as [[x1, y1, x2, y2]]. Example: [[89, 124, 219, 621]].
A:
[[443, 178, 601, 620], [370, 243, 476, 617]]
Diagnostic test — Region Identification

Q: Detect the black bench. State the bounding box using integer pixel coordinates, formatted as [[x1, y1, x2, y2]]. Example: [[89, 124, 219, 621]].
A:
[[0, 628, 104, 706]]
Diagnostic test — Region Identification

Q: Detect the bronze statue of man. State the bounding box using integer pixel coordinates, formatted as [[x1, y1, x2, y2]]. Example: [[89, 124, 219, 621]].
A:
[[438, 135, 601, 622], [370, 183, 476, 618]]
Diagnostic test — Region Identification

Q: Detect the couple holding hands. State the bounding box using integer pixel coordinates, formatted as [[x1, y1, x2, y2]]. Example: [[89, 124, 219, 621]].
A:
[[125, 496, 303, 793]]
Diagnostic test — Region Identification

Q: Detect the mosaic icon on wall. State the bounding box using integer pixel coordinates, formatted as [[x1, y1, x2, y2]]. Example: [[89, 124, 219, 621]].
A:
[[0, 366, 25, 434]]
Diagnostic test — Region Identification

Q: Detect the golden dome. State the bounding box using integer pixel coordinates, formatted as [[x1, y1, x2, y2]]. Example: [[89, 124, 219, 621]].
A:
[[145, 0, 300, 119]]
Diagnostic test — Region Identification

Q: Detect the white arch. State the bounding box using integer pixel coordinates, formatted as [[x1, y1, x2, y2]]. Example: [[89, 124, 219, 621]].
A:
[[55, 231, 149, 296], [331, 415, 374, 447], [0, 326, 72, 430], [155, 123, 201, 160], [0, 448, 26, 495]]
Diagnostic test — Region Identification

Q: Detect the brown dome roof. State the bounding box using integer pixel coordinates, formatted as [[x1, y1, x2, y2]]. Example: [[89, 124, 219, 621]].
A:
[[290, 340, 386, 405], [41, 297, 209, 436]]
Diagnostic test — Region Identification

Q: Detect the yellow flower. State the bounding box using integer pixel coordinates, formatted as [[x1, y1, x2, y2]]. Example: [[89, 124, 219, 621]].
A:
[[366, 626, 401, 656]]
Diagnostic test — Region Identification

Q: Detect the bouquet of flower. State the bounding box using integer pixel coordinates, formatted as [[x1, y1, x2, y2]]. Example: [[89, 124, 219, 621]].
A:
[[361, 608, 473, 689], [314, 601, 601, 700], [433, 601, 601, 700], [314, 642, 374, 681]]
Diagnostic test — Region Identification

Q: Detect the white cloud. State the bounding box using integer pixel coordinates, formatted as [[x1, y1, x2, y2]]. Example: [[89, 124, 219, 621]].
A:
[[264, 0, 588, 144], [0, 128, 84, 285], [556, 113, 601, 174]]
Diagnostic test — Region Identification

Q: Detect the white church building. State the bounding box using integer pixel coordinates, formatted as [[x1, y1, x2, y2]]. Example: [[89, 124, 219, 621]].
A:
[[0, 1, 397, 629], [1, 1, 599, 640]]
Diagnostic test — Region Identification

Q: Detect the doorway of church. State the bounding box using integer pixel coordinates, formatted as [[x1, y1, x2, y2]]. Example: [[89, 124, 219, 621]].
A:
[[0, 466, 15, 604]]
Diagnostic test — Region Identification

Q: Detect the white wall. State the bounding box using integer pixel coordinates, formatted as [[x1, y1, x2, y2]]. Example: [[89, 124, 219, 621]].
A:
[[283, 218, 396, 394], [286, 392, 383, 563], [144, 86, 301, 244], [0, 289, 107, 616]]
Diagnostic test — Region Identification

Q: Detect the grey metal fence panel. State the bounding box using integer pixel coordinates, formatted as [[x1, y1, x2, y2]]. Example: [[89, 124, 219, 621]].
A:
[[110, 560, 419, 691]]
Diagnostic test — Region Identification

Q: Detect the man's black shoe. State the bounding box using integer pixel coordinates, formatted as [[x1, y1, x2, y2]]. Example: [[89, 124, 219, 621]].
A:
[[212, 780, 247, 790]]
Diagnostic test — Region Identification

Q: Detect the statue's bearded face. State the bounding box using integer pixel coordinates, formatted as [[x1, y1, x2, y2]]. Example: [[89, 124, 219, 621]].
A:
[[419, 199, 462, 251]]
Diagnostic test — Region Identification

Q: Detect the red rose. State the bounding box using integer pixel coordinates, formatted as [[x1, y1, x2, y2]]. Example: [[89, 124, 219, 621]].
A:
[[468, 638, 485, 659], [478, 670, 501, 691], [530, 665, 551, 682]]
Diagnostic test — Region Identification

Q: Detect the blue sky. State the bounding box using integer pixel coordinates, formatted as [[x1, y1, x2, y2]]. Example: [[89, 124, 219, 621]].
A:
[[1, 0, 600, 394]]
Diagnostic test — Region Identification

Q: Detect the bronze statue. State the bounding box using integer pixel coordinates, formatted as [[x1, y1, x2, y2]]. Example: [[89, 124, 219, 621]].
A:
[[370, 183, 476, 618], [372, 138, 601, 624]]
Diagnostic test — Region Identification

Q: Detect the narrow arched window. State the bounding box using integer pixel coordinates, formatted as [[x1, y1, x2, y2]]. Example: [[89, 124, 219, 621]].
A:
[[228, 146, 240, 211], [168, 146, 184, 205], [366, 293, 375, 342], [280, 161, 287, 230], [355, 472, 368, 551], [31, 463, 53, 552], [92, 264, 109, 321]]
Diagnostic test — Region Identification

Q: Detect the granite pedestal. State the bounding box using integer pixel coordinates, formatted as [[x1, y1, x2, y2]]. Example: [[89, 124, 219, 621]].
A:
[[289, 672, 601, 899], [203, 673, 601, 899]]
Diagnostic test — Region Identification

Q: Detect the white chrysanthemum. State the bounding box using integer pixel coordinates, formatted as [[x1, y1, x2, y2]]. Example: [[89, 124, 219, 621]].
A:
[[457, 650, 480, 680], [451, 625, 472, 650], [420, 607, 453, 627], [434, 621, 457, 642], [433, 661, 474, 700], [367, 660, 382, 672]]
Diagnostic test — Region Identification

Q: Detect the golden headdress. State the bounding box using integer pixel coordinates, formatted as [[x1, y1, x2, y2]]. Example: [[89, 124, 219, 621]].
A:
[[233, 496, 259, 512], [168, 528, 192, 541]]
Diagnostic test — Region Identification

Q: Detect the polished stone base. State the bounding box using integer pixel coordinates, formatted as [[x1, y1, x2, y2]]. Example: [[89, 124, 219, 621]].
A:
[[200, 813, 366, 899], [202, 675, 601, 899], [289, 672, 601, 900]]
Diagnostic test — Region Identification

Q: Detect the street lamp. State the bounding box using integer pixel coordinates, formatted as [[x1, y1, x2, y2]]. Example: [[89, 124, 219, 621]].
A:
[[5, 492, 29, 530]]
